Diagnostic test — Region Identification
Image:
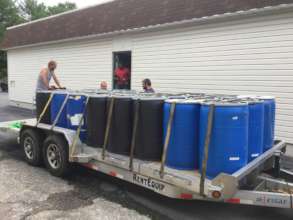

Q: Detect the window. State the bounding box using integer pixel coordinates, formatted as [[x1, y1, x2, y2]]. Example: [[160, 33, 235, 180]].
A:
[[113, 51, 131, 90]]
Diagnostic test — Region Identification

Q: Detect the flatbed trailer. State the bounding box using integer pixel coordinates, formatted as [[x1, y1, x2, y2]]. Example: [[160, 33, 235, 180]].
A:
[[0, 118, 293, 209]]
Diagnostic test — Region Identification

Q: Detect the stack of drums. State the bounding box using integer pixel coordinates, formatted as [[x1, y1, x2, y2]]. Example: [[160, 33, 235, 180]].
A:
[[164, 99, 201, 170], [199, 102, 249, 178], [259, 96, 276, 151], [35, 90, 277, 179], [36, 90, 52, 124], [86, 94, 108, 148], [133, 96, 165, 161], [107, 95, 133, 155]]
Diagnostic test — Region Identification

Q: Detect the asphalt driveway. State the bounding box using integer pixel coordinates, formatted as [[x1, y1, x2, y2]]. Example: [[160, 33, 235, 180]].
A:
[[0, 93, 33, 122]]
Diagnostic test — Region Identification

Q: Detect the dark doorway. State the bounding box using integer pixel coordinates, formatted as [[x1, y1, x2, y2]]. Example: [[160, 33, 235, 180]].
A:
[[113, 51, 131, 90]]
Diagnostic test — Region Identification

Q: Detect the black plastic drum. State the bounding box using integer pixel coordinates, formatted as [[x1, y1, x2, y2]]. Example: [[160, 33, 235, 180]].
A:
[[36, 91, 52, 124], [134, 97, 165, 161], [86, 95, 108, 148], [107, 96, 133, 155]]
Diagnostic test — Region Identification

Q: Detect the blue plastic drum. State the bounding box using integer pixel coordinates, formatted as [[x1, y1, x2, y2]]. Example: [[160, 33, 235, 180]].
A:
[[67, 94, 87, 142], [260, 96, 276, 151], [199, 103, 249, 178], [51, 92, 68, 128], [247, 101, 265, 162], [163, 99, 201, 170]]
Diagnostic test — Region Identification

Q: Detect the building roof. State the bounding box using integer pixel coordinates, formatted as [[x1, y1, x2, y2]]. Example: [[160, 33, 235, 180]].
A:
[[1, 0, 293, 49]]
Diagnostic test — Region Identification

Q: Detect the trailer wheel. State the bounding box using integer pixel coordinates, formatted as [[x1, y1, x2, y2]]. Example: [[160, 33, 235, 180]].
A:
[[20, 129, 43, 166], [43, 135, 70, 177]]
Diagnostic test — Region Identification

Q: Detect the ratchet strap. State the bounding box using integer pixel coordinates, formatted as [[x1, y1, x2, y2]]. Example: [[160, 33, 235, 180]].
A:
[[286, 181, 293, 209], [36, 92, 54, 126], [102, 97, 115, 160], [200, 104, 215, 197], [129, 99, 140, 171], [160, 102, 176, 178], [70, 95, 90, 158], [51, 93, 70, 130]]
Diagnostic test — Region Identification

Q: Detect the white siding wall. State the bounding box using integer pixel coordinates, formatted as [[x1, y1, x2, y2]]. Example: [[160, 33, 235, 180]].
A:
[[7, 12, 293, 143], [8, 38, 113, 104], [131, 13, 293, 143]]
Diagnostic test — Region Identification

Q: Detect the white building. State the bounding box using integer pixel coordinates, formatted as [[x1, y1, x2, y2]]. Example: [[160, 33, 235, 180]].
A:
[[1, 0, 293, 143]]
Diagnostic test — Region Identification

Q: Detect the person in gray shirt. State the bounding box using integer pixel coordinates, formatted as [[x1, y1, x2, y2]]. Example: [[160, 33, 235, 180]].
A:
[[36, 60, 64, 91]]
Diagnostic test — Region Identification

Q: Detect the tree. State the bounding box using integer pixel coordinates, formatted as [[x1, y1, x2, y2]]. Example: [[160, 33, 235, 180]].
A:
[[48, 2, 76, 15], [18, 0, 77, 21], [18, 0, 49, 20], [0, 0, 24, 80], [0, 0, 24, 39], [0, 50, 7, 80]]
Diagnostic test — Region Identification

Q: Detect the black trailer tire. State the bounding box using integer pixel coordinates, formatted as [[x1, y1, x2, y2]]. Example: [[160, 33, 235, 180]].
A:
[[43, 135, 70, 177], [20, 129, 43, 166]]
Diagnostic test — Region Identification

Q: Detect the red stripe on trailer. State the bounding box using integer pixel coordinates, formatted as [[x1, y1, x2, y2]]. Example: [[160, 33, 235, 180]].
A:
[[109, 171, 117, 177], [226, 198, 241, 204], [180, 193, 193, 200]]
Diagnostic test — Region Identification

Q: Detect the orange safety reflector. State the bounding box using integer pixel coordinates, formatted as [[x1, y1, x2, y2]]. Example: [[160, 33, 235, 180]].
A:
[[180, 193, 193, 200], [212, 191, 222, 199], [226, 198, 241, 204]]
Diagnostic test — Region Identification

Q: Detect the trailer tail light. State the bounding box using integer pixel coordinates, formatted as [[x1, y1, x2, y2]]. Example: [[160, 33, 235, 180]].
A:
[[180, 193, 193, 200], [226, 198, 241, 204], [212, 191, 222, 199]]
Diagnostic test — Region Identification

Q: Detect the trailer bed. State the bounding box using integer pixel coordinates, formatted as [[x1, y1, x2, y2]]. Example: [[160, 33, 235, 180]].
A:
[[1, 118, 293, 208]]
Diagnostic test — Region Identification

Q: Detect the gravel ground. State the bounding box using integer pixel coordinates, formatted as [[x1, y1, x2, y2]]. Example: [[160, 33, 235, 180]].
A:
[[0, 92, 293, 220], [0, 132, 155, 220]]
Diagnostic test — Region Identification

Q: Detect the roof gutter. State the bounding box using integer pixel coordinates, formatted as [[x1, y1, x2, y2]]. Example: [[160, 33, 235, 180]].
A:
[[3, 3, 293, 51]]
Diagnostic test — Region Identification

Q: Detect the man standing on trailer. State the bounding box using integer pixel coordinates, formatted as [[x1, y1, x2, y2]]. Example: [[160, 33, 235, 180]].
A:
[[36, 60, 64, 91]]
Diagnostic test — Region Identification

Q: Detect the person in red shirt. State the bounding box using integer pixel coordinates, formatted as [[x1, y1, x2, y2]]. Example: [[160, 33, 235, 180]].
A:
[[114, 63, 130, 89]]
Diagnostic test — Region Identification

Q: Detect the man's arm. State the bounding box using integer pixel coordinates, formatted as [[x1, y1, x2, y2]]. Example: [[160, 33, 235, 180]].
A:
[[52, 72, 62, 88]]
